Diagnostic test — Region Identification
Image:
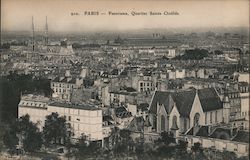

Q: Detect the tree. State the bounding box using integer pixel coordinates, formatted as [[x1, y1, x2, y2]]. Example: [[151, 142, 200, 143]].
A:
[[191, 142, 207, 160], [75, 134, 101, 159], [0, 74, 52, 122], [2, 114, 42, 153], [221, 150, 237, 160], [119, 129, 133, 153], [173, 140, 192, 160], [158, 131, 175, 145], [43, 112, 73, 146], [214, 50, 223, 55], [135, 143, 144, 159], [174, 48, 209, 60], [3, 129, 19, 151], [18, 115, 43, 152]]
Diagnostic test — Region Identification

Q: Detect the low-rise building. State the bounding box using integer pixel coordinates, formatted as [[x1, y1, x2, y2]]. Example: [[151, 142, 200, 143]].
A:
[[18, 94, 103, 141]]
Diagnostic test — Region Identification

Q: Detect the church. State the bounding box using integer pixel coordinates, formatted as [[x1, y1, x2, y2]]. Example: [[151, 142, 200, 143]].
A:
[[148, 88, 230, 137]]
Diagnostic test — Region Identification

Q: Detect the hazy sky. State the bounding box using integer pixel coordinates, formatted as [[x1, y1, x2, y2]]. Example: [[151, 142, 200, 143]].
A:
[[1, 0, 249, 32]]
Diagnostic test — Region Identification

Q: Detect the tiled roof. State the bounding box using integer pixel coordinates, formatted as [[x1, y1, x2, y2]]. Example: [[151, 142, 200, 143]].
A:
[[149, 88, 223, 117], [138, 103, 149, 112], [128, 116, 144, 132], [198, 88, 223, 112], [172, 90, 196, 117], [232, 130, 249, 143], [149, 91, 172, 114], [103, 115, 113, 122], [115, 106, 132, 118], [209, 128, 231, 140], [196, 126, 209, 137]]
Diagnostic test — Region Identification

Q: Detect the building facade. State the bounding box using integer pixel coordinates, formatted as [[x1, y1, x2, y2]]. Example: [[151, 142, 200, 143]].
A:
[[18, 94, 103, 141]]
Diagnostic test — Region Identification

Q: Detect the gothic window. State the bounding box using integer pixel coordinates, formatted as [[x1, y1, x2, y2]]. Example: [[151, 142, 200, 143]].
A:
[[184, 118, 187, 131], [194, 113, 200, 127], [161, 115, 165, 131], [171, 115, 179, 130], [210, 112, 213, 123], [215, 111, 218, 123], [205, 113, 207, 124]]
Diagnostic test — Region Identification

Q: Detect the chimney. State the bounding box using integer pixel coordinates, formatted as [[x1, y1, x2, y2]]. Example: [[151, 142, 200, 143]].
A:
[[59, 77, 65, 81], [142, 111, 147, 120], [65, 70, 71, 77], [76, 77, 83, 86], [67, 77, 72, 82], [80, 67, 88, 78]]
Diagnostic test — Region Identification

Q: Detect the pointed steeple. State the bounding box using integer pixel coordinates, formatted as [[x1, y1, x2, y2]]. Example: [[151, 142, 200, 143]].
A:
[[223, 83, 230, 124], [44, 16, 49, 45], [32, 16, 35, 51]]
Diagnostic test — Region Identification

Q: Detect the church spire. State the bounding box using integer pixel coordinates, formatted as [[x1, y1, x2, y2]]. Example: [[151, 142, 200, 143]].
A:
[[45, 16, 49, 45], [32, 16, 35, 51]]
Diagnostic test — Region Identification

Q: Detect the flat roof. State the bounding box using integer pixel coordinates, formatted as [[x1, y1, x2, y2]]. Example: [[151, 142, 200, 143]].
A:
[[49, 102, 99, 111]]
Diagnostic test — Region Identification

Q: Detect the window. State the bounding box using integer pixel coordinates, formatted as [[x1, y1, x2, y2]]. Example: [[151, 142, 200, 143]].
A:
[[194, 113, 200, 126], [184, 118, 187, 131], [149, 137, 152, 142], [161, 115, 165, 131], [210, 112, 213, 123], [215, 111, 218, 123], [172, 115, 178, 130], [140, 83, 143, 87], [205, 113, 207, 124], [68, 116, 71, 121]]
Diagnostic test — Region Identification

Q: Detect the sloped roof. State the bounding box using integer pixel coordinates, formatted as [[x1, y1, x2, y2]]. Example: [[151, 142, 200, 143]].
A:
[[232, 130, 249, 143], [196, 126, 209, 137], [149, 88, 223, 117], [149, 91, 172, 114], [149, 90, 195, 117], [138, 103, 149, 112], [172, 90, 196, 117], [198, 88, 223, 112], [128, 116, 144, 132], [209, 128, 231, 140]]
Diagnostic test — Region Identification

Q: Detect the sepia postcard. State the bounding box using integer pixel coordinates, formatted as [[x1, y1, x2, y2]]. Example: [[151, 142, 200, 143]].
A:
[[0, 0, 249, 159]]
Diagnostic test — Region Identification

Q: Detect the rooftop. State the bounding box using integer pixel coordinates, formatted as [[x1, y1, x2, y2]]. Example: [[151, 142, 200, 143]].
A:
[[21, 94, 50, 103], [49, 102, 99, 110]]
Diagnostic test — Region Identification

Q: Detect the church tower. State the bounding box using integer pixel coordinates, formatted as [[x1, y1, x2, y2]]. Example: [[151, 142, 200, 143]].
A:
[[223, 84, 230, 124], [44, 16, 49, 45], [32, 16, 35, 51]]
